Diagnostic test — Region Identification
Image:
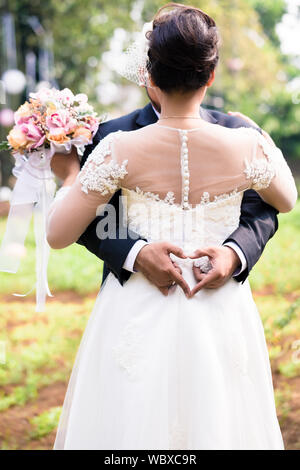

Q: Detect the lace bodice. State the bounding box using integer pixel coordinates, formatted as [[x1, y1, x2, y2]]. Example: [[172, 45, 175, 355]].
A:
[[123, 188, 243, 253], [47, 123, 297, 250]]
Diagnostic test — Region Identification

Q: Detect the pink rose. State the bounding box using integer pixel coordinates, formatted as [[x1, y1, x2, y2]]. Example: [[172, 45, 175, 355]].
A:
[[19, 122, 46, 150], [89, 117, 99, 134], [15, 114, 34, 126], [46, 110, 77, 134], [84, 116, 99, 134]]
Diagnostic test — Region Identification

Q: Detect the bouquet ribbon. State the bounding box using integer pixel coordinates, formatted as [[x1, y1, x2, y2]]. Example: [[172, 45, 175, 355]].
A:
[[0, 148, 56, 312]]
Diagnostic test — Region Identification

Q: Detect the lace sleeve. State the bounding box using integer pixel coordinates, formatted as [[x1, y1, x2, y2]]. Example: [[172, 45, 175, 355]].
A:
[[243, 129, 297, 212], [79, 131, 128, 195], [47, 131, 129, 249]]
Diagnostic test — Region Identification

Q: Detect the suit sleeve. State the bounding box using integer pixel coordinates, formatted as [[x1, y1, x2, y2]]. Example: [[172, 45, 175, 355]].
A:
[[224, 189, 278, 283], [76, 129, 145, 285]]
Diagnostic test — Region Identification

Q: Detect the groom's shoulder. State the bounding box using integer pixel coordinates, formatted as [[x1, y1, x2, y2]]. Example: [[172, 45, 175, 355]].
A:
[[81, 107, 148, 167], [97, 108, 143, 139], [208, 108, 259, 131]]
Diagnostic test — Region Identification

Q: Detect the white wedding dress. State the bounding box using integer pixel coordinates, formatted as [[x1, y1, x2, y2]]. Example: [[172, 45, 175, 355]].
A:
[[48, 121, 297, 450]]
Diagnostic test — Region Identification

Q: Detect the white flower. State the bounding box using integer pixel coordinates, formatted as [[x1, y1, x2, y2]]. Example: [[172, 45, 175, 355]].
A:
[[74, 93, 88, 104], [76, 103, 94, 114], [30, 87, 57, 103], [58, 88, 75, 105]]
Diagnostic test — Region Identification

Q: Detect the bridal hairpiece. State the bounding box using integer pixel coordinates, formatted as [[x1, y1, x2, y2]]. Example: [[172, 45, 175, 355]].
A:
[[116, 22, 153, 88]]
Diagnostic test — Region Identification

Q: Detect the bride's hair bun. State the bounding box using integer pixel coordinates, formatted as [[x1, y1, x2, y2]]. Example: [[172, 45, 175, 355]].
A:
[[146, 3, 220, 93]]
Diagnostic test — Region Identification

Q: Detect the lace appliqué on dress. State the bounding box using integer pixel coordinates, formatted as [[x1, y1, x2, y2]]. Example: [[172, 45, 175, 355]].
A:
[[79, 131, 128, 195], [200, 189, 239, 205], [242, 128, 282, 191], [169, 421, 188, 450], [124, 187, 242, 251], [80, 160, 128, 195], [244, 159, 276, 191], [135, 187, 176, 205], [112, 319, 145, 381], [228, 330, 249, 377]]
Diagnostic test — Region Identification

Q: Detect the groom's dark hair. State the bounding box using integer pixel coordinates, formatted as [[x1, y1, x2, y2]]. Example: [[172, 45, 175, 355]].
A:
[[146, 3, 219, 93]]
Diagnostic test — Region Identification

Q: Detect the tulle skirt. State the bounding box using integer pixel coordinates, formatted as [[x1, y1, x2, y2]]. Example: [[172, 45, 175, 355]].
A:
[[54, 263, 284, 450]]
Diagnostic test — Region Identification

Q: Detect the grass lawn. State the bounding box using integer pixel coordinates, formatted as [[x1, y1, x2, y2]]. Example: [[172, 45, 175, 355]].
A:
[[0, 202, 299, 450]]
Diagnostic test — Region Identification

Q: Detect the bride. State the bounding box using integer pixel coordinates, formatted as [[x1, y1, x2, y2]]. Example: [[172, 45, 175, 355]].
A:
[[47, 4, 297, 450]]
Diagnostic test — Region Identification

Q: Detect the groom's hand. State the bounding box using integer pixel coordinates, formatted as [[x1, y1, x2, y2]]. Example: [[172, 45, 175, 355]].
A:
[[228, 111, 275, 145], [228, 111, 259, 129], [134, 242, 191, 297], [190, 246, 240, 296]]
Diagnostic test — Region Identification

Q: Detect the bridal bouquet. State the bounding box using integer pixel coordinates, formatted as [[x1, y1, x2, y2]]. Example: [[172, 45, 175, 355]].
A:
[[0, 88, 100, 312], [0, 87, 99, 155]]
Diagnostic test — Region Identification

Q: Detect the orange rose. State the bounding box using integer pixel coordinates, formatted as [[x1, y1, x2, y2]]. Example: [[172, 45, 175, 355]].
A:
[[7, 127, 28, 150], [48, 129, 70, 144], [73, 127, 92, 142], [15, 102, 31, 118]]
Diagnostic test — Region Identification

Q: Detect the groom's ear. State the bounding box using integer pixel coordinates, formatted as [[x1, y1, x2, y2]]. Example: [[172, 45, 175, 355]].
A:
[[147, 75, 157, 89], [206, 70, 215, 88]]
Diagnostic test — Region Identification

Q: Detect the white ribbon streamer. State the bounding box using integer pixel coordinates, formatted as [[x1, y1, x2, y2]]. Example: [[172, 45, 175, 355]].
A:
[[0, 147, 56, 312]]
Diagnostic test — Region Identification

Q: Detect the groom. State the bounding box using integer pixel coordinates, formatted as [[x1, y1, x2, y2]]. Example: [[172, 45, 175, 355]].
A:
[[51, 84, 278, 294]]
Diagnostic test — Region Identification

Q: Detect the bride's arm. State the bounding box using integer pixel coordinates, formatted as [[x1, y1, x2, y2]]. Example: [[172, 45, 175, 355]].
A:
[[47, 132, 128, 249], [47, 179, 112, 249], [245, 132, 297, 213]]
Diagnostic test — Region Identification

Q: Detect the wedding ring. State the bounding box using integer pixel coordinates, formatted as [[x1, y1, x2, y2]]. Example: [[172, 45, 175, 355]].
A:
[[194, 256, 212, 273]]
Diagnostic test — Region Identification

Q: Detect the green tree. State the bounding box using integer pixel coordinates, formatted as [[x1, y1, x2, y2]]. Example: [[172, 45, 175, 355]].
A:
[[143, 0, 299, 158], [0, 0, 136, 103], [0, 0, 299, 162], [247, 0, 286, 47]]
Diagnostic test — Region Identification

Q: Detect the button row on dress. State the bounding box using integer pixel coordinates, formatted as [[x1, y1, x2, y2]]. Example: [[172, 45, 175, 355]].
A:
[[181, 130, 190, 209]]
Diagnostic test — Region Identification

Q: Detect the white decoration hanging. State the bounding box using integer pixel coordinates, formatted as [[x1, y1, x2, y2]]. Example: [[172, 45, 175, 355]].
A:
[[2, 69, 26, 95]]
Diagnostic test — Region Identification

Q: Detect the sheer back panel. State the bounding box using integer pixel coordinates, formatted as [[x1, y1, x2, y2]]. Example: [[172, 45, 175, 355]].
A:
[[114, 123, 256, 207]]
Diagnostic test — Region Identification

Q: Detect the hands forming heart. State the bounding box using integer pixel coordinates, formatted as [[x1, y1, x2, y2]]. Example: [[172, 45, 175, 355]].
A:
[[134, 242, 241, 298]]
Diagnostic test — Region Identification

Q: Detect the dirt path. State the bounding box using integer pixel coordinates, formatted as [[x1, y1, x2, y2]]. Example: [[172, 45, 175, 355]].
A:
[[0, 382, 66, 450], [273, 374, 300, 450], [0, 373, 299, 450], [0, 290, 97, 305]]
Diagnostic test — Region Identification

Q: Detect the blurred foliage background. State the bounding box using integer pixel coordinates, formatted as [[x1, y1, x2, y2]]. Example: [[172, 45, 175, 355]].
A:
[[0, 0, 300, 185]]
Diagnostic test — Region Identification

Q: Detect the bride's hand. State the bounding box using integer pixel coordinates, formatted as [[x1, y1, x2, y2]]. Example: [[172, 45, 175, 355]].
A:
[[51, 148, 80, 186], [134, 242, 191, 297], [190, 246, 240, 296]]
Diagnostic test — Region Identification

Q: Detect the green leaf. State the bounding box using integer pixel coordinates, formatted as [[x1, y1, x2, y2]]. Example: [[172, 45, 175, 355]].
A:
[[0, 141, 10, 152]]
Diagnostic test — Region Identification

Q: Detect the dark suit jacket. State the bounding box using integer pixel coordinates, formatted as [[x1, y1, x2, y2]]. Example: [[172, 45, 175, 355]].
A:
[[77, 103, 278, 284]]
